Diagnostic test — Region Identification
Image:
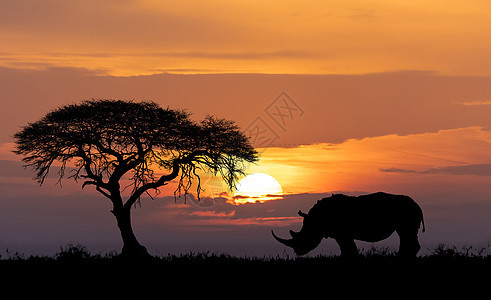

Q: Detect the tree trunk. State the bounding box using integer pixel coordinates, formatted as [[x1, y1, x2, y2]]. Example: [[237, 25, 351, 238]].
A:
[[112, 206, 151, 259]]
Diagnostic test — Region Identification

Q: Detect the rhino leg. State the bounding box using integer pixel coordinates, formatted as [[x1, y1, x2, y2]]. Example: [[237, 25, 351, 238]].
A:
[[335, 238, 358, 257]]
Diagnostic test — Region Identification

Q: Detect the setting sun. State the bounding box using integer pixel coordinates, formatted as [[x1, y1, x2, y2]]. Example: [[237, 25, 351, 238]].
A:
[[234, 173, 283, 204]]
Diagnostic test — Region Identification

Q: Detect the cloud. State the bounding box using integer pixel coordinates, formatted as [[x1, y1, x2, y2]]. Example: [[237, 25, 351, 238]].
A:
[[458, 100, 491, 106], [0, 160, 31, 178], [190, 210, 236, 218], [0, 159, 83, 182], [380, 163, 491, 176], [4, 0, 491, 77], [348, 8, 376, 20], [1, 50, 309, 61], [147, 68, 232, 74], [138, 50, 310, 60], [144, 192, 333, 231], [379, 168, 419, 174]]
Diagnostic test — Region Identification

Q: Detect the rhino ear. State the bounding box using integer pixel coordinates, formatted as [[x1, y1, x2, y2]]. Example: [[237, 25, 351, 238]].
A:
[[298, 210, 308, 218]]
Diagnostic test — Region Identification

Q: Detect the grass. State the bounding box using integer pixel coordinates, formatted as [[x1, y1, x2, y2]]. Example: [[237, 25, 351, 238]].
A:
[[1, 243, 490, 292], [2, 242, 491, 266]]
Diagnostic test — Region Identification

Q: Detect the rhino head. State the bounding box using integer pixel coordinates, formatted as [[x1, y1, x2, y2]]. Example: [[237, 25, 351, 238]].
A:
[[272, 210, 323, 255]]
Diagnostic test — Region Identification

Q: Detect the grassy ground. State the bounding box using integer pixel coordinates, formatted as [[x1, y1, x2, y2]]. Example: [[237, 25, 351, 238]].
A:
[[1, 242, 490, 265], [1, 244, 490, 295], [2, 243, 491, 272]]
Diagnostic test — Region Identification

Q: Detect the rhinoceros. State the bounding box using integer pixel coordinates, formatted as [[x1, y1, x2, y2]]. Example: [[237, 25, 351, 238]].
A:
[[272, 192, 425, 257]]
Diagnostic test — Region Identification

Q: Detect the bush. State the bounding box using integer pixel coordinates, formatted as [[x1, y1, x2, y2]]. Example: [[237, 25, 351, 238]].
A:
[[56, 244, 92, 262]]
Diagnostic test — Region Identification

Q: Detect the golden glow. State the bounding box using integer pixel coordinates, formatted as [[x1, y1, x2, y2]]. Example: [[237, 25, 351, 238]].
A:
[[234, 173, 283, 204], [1, 0, 491, 76]]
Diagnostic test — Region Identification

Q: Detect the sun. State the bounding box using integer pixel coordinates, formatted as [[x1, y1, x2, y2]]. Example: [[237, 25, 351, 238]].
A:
[[233, 173, 283, 204]]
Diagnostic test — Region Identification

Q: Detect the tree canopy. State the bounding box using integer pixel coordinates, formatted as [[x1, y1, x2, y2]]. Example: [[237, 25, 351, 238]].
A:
[[15, 99, 257, 202]]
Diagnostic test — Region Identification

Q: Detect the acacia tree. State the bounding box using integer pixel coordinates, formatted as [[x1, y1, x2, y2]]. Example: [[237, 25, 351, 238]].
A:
[[14, 99, 258, 258]]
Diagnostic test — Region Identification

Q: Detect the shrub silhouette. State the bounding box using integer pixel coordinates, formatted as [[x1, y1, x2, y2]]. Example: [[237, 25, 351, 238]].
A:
[[56, 244, 91, 262]]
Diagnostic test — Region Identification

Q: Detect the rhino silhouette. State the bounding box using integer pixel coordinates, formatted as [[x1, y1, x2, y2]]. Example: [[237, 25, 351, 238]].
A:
[[272, 192, 425, 257]]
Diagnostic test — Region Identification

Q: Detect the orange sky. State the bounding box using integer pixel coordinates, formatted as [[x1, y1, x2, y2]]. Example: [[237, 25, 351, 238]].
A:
[[2, 0, 491, 76], [253, 127, 491, 194], [2, 1, 491, 255]]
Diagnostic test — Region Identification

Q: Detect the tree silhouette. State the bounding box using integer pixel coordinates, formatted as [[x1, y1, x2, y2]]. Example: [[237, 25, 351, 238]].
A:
[[14, 99, 258, 258]]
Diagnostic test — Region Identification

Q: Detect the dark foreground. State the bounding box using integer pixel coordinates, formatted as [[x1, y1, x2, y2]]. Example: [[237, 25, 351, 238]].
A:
[[1, 244, 490, 296]]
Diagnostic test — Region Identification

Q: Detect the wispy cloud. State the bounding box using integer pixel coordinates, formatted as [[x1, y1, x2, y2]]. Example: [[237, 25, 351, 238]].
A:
[[0, 51, 315, 75], [458, 100, 491, 106], [379, 168, 419, 174], [0, 50, 311, 61], [380, 163, 491, 176], [142, 192, 332, 231]]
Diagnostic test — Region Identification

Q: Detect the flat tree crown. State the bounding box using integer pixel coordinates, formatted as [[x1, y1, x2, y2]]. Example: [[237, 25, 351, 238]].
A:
[[14, 99, 258, 200]]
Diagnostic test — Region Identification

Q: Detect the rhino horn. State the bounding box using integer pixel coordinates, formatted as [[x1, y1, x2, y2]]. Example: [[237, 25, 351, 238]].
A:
[[272, 230, 297, 248], [298, 210, 308, 218], [289, 230, 299, 238]]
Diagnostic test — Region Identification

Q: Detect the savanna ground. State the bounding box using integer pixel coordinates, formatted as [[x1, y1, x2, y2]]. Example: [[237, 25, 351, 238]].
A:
[[2, 243, 491, 291], [2, 242, 489, 264]]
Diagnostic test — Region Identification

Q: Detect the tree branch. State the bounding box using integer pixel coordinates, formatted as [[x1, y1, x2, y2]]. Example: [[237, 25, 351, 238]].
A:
[[123, 158, 181, 209], [82, 181, 112, 199], [122, 149, 217, 209], [94, 140, 124, 162], [78, 145, 109, 190]]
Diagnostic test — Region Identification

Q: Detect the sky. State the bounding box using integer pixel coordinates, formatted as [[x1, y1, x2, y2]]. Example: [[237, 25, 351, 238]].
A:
[[2, 0, 491, 256]]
